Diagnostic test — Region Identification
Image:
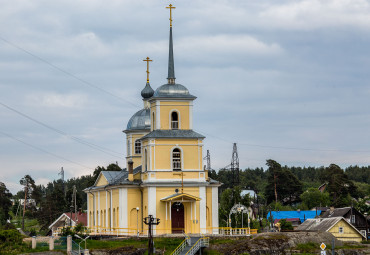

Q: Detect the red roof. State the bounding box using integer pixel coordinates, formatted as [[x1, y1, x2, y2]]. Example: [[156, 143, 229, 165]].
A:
[[64, 212, 88, 226], [274, 218, 300, 224]]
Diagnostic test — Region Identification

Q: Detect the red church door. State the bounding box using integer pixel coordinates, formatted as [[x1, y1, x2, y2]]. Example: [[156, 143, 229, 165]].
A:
[[171, 202, 184, 233]]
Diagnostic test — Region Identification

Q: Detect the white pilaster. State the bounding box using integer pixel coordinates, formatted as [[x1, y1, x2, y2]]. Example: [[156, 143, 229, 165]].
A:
[[212, 187, 219, 234], [87, 193, 89, 227], [148, 186, 157, 234], [189, 103, 193, 129], [156, 101, 160, 129], [120, 188, 128, 229], [199, 187, 206, 233], [110, 191, 113, 230]]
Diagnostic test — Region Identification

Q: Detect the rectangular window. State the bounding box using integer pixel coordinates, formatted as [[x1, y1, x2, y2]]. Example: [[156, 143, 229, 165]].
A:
[[339, 227, 344, 234], [135, 141, 141, 154], [351, 215, 355, 224]]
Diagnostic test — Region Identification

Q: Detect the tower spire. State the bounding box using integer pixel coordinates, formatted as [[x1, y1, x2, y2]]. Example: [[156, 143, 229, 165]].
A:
[[166, 4, 176, 84]]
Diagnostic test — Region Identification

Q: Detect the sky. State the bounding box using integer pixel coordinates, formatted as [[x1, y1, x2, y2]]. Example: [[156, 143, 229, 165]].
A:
[[1, 0, 370, 194]]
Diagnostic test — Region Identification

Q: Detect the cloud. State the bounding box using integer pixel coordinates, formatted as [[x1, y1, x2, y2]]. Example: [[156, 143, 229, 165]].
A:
[[25, 92, 88, 108], [259, 0, 370, 30]]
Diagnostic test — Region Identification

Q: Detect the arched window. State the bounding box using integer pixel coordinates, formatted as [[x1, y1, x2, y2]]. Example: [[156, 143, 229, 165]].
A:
[[172, 148, 181, 171], [134, 140, 141, 154], [152, 112, 156, 130], [144, 149, 148, 171], [171, 111, 179, 129]]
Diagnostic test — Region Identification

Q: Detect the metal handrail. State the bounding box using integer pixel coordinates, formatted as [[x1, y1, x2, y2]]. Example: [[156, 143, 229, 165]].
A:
[[185, 237, 209, 255], [170, 232, 191, 255]]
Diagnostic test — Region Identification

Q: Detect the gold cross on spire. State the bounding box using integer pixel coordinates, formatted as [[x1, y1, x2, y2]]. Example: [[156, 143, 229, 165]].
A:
[[166, 4, 176, 27], [143, 57, 153, 83]]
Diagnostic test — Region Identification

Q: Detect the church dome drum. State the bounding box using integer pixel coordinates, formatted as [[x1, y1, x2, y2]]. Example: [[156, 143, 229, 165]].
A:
[[126, 108, 150, 131]]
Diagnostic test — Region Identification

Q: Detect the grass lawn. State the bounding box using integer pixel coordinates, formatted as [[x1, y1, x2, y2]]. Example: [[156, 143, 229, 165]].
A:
[[86, 237, 183, 255]]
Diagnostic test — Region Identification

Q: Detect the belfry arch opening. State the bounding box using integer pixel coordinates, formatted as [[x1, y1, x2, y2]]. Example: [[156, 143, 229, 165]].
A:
[[171, 111, 179, 129]]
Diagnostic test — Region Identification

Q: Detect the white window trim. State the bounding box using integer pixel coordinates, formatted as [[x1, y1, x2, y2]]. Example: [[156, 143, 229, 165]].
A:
[[169, 109, 181, 130], [134, 140, 141, 154], [339, 227, 344, 234]]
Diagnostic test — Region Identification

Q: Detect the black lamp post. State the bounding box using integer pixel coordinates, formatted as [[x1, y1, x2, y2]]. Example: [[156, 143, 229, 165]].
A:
[[144, 215, 160, 255]]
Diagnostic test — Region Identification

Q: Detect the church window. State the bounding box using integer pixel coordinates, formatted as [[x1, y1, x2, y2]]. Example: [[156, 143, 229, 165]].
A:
[[144, 149, 148, 171], [171, 111, 179, 129], [172, 148, 181, 171], [152, 112, 156, 130], [135, 140, 141, 154]]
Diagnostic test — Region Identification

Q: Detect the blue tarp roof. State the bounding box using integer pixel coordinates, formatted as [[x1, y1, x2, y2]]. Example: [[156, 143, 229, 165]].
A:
[[267, 210, 321, 223]]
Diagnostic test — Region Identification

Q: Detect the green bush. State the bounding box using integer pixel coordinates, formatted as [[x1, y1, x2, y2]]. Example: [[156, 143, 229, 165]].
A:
[[279, 219, 293, 230], [0, 229, 23, 246]]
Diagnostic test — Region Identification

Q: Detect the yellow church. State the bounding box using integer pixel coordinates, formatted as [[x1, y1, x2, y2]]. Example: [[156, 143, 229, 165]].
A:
[[85, 4, 221, 235]]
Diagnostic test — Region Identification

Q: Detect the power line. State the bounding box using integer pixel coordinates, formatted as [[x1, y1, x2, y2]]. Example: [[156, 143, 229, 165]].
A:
[[1, 35, 368, 155], [0, 130, 93, 170], [199, 130, 370, 153], [0, 36, 139, 109], [0, 101, 124, 159]]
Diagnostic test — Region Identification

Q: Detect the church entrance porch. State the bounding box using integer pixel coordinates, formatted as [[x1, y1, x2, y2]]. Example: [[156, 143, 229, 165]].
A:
[[171, 202, 184, 233], [161, 192, 201, 234]]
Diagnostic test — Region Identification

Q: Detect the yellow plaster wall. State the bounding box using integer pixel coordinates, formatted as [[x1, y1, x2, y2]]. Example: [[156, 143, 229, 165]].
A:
[[112, 189, 120, 228], [206, 187, 212, 228], [158, 101, 190, 130], [154, 142, 201, 170], [143, 188, 148, 232], [329, 220, 363, 242], [95, 175, 108, 187], [126, 133, 147, 169], [127, 188, 142, 234]]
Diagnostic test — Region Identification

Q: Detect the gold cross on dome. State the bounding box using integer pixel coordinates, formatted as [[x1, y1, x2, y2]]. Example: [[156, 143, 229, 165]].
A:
[[143, 57, 153, 83], [166, 4, 176, 27]]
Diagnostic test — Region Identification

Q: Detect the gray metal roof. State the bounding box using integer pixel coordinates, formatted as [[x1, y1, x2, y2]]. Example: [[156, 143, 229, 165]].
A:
[[296, 217, 342, 232], [101, 171, 124, 183], [152, 83, 196, 99], [126, 108, 150, 131], [140, 129, 205, 140], [320, 207, 351, 218]]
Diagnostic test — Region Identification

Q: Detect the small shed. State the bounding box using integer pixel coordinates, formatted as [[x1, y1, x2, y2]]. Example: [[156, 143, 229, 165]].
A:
[[49, 212, 87, 236], [296, 217, 365, 242]]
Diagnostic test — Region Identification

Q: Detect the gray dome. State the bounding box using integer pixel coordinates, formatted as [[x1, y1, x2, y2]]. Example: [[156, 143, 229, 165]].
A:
[[141, 82, 154, 99], [153, 83, 196, 99], [126, 108, 150, 131]]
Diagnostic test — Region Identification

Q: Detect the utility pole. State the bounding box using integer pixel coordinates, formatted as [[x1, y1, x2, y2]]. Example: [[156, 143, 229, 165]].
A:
[[73, 185, 77, 222]]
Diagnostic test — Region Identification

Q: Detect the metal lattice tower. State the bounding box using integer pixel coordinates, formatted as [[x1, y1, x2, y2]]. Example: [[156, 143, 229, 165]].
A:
[[230, 143, 240, 185], [204, 150, 211, 171], [58, 167, 65, 197]]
